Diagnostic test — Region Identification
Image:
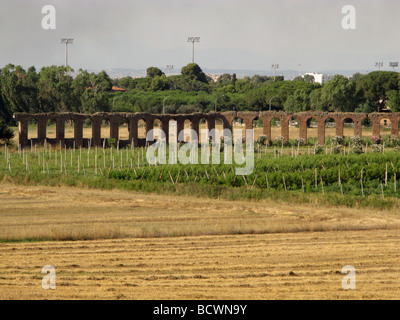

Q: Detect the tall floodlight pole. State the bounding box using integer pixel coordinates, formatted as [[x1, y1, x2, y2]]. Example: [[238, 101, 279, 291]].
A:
[[187, 37, 200, 63], [61, 38, 74, 67], [389, 62, 399, 71], [166, 65, 174, 76], [271, 64, 279, 81], [375, 62, 383, 71]]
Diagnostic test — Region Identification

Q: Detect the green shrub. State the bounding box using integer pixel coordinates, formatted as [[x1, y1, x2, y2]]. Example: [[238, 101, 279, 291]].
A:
[[0, 119, 14, 145]]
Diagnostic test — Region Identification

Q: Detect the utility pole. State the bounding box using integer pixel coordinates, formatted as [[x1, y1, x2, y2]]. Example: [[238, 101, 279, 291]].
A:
[[269, 96, 278, 111], [61, 38, 74, 67], [187, 37, 200, 63], [112, 95, 124, 112], [163, 96, 170, 114]]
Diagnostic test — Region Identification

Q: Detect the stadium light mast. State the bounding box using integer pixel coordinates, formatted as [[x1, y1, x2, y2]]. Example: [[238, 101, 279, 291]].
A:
[[61, 38, 74, 67], [271, 64, 279, 81], [187, 37, 200, 63], [389, 62, 399, 71], [375, 62, 383, 71], [166, 65, 174, 76]]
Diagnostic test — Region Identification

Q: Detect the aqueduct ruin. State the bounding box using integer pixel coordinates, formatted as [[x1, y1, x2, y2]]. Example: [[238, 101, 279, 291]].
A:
[[13, 111, 400, 148]]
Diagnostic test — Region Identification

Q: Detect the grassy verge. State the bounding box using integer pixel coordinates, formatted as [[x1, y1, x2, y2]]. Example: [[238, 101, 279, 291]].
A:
[[1, 145, 400, 210]]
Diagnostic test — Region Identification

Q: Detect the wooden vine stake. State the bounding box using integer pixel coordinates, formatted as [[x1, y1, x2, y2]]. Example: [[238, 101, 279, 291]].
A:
[[282, 174, 287, 192], [385, 163, 388, 186], [360, 168, 364, 197]]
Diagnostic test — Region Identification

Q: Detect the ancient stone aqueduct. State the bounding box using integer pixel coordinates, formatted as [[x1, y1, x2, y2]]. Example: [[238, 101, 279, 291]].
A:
[[13, 111, 400, 148]]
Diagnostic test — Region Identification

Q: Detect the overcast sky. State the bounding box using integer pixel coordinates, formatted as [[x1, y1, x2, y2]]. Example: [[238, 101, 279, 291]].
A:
[[0, 0, 399, 73]]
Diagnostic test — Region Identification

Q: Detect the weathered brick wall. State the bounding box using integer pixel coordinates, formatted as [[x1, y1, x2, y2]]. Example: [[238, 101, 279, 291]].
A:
[[13, 111, 400, 147]]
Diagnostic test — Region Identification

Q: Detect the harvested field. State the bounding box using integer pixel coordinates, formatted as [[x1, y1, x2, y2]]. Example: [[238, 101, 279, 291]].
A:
[[0, 184, 399, 299]]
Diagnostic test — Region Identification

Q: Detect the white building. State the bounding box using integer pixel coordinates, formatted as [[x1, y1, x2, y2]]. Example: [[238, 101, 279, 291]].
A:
[[304, 72, 334, 84]]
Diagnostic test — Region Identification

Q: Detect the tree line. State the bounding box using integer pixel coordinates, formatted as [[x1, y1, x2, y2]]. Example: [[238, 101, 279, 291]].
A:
[[1, 62, 399, 126]]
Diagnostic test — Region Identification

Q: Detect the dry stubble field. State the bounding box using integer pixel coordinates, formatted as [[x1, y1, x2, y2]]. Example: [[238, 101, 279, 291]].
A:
[[0, 183, 399, 300]]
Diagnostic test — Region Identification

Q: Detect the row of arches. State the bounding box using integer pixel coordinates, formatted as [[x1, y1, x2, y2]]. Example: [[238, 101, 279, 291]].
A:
[[233, 116, 399, 143], [14, 113, 229, 148], [13, 112, 400, 148]]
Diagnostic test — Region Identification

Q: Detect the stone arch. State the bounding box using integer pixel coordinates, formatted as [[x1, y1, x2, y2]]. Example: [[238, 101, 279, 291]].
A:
[[342, 117, 355, 140], [46, 118, 57, 144], [100, 117, 111, 143], [82, 117, 94, 148], [270, 116, 282, 142], [379, 117, 392, 138], [117, 116, 130, 148], [137, 118, 146, 139], [305, 117, 318, 143], [287, 115, 300, 142], [33, 114, 48, 145], [167, 116, 179, 144], [324, 117, 337, 144], [252, 116, 264, 141], [150, 117, 164, 145], [215, 116, 224, 131], [69, 114, 87, 148], [232, 115, 245, 141], [180, 118, 190, 142], [27, 117, 38, 143]]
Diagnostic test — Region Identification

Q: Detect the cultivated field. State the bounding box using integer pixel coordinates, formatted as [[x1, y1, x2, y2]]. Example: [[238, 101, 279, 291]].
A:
[[0, 183, 399, 299]]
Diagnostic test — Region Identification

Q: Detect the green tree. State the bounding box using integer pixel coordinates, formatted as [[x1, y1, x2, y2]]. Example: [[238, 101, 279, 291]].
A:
[[356, 71, 399, 112], [89, 70, 113, 94], [309, 88, 324, 110], [146, 67, 164, 78], [168, 75, 210, 93], [246, 87, 268, 111], [117, 77, 136, 90], [0, 64, 40, 114], [319, 75, 362, 112], [150, 75, 169, 91], [80, 90, 111, 114], [387, 90, 400, 112], [234, 78, 254, 94], [284, 88, 314, 112], [0, 118, 14, 145], [303, 74, 315, 83], [37, 65, 77, 113], [181, 63, 208, 83], [72, 69, 113, 112]]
